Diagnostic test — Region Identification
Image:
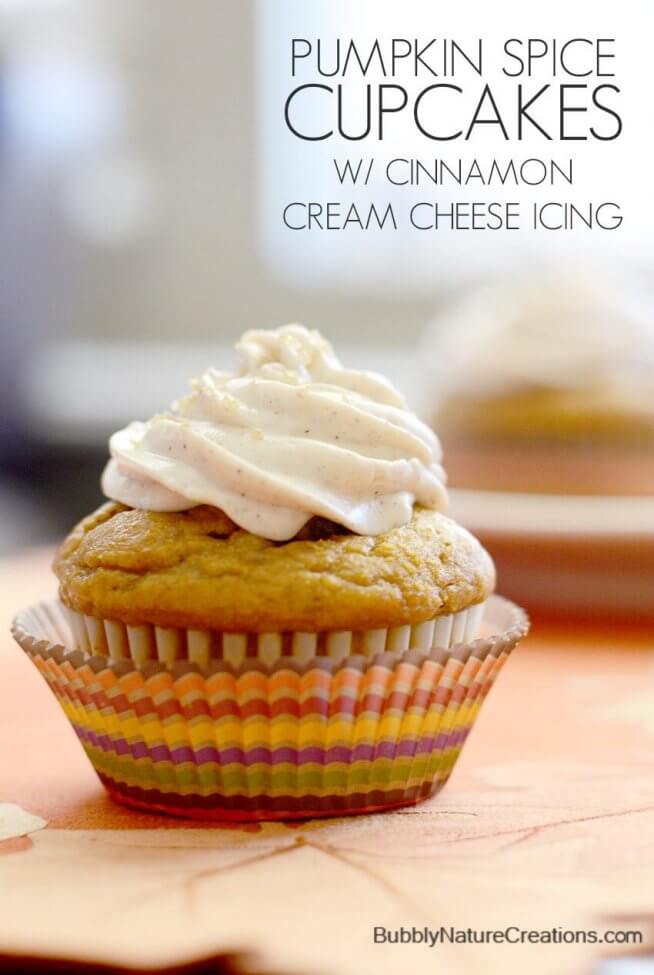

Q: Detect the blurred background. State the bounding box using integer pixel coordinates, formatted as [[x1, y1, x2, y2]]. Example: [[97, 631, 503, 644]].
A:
[[0, 0, 444, 551], [0, 0, 651, 619]]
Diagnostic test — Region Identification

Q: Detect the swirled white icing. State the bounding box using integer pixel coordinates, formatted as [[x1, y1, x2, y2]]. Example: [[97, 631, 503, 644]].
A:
[[101, 324, 447, 540]]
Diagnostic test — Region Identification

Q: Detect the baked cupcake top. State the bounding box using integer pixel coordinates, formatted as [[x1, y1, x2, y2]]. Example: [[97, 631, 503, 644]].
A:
[[55, 325, 494, 631], [54, 503, 494, 632]]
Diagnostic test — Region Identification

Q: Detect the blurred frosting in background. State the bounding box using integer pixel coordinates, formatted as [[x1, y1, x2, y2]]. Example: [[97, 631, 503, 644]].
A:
[[422, 274, 654, 496]]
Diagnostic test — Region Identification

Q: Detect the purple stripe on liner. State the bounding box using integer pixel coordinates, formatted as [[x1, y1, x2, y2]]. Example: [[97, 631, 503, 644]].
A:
[[150, 745, 172, 763], [323, 745, 351, 764], [168, 745, 203, 764], [351, 744, 374, 762], [92, 730, 114, 755], [416, 736, 435, 755], [217, 747, 248, 765], [191, 745, 220, 765], [71, 721, 473, 769], [115, 737, 131, 757], [451, 727, 469, 748], [76, 725, 136, 761], [296, 746, 320, 764], [131, 741, 149, 760], [373, 741, 397, 760], [80, 727, 113, 756], [271, 747, 298, 764], [448, 729, 462, 749], [396, 739, 418, 758]]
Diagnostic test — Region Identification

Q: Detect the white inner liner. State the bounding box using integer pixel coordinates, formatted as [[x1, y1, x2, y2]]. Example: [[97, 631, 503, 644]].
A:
[[61, 601, 487, 668]]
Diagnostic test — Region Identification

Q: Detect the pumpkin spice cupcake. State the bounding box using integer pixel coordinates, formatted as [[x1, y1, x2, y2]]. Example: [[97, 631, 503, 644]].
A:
[[13, 325, 527, 820], [423, 275, 654, 496]]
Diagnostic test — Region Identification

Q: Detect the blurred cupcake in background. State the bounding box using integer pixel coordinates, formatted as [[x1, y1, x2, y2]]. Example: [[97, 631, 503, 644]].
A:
[[422, 273, 654, 497]]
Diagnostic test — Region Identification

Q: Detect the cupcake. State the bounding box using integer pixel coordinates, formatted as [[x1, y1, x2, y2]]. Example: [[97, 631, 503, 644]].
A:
[[423, 275, 654, 496], [12, 325, 528, 821]]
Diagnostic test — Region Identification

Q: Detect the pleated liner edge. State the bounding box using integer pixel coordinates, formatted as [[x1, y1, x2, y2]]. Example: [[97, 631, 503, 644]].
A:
[[11, 595, 528, 821]]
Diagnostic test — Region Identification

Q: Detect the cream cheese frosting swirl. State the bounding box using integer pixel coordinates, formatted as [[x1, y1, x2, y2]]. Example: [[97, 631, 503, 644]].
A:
[[102, 324, 447, 540]]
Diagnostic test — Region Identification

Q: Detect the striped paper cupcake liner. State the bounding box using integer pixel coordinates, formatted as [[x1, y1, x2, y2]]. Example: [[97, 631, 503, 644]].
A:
[[59, 601, 487, 668], [11, 596, 528, 821]]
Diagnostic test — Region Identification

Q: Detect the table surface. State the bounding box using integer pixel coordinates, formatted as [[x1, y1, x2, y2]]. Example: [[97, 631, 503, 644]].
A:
[[1, 548, 654, 975]]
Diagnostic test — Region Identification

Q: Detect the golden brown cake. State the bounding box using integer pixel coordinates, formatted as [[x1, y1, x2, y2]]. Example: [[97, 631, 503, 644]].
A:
[[54, 502, 495, 633]]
